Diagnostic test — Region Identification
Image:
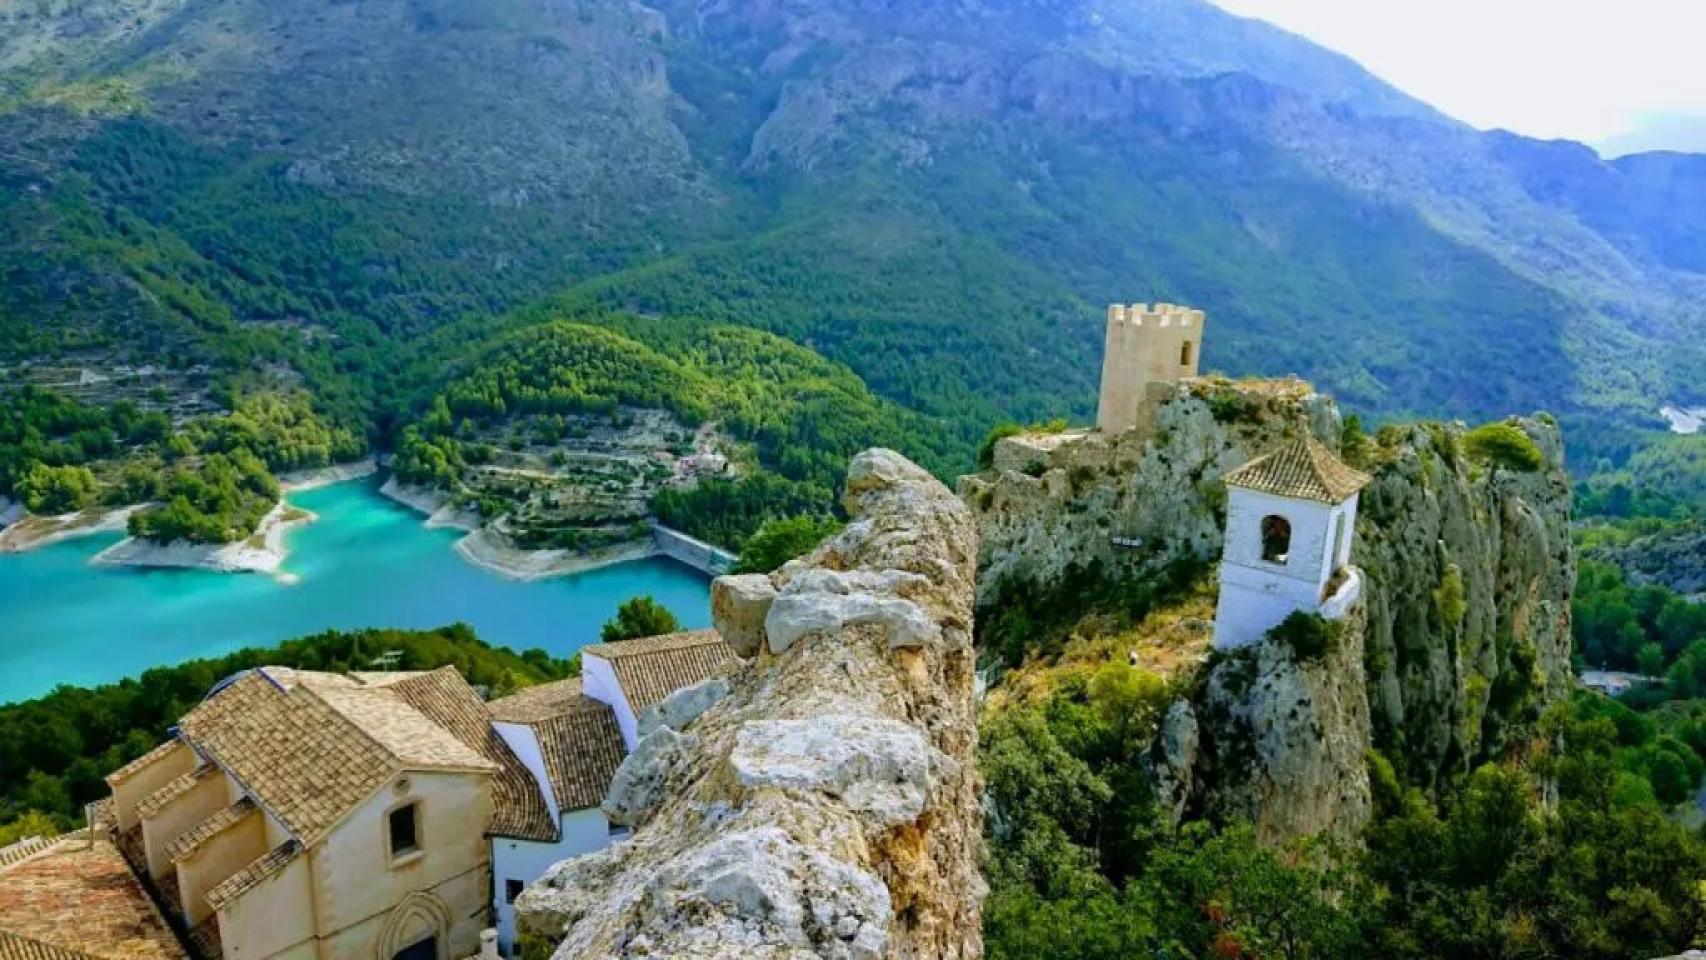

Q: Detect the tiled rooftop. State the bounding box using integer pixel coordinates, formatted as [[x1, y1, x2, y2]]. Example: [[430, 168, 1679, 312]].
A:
[[203, 841, 300, 912], [490, 677, 628, 812], [0, 930, 100, 959], [0, 839, 54, 874], [164, 798, 257, 864], [134, 765, 216, 821], [488, 677, 588, 725], [175, 668, 504, 846], [0, 834, 186, 960], [1222, 436, 1370, 504], [378, 669, 556, 842], [103, 740, 183, 787], [582, 630, 735, 712], [533, 705, 626, 811]]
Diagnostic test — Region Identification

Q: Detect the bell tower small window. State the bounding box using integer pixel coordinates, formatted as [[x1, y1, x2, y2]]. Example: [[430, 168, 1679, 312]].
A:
[[1260, 515, 1291, 563], [1180, 341, 1195, 366]]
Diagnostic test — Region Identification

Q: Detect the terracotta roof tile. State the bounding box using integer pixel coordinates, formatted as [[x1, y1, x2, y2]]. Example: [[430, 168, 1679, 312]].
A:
[[176, 668, 508, 846], [488, 678, 588, 725], [581, 631, 735, 712], [0, 834, 187, 960], [380, 669, 556, 842], [0, 838, 55, 873], [203, 841, 300, 912], [164, 798, 258, 864], [177, 673, 394, 845], [533, 701, 627, 811], [307, 684, 493, 773], [1223, 436, 1370, 504], [0, 931, 99, 960], [135, 764, 217, 821]]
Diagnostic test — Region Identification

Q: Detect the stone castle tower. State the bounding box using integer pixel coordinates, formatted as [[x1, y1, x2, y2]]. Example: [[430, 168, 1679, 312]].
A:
[[1096, 302, 1205, 434]]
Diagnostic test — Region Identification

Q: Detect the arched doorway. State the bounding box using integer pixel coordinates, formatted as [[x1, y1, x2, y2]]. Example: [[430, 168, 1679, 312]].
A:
[[376, 891, 451, 960]]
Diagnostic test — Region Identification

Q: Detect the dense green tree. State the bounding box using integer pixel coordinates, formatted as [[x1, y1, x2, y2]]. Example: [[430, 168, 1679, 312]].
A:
[[0, 810, 63, 845], [732, 515, 844, 575], [1463, 421, 1544, 471], [599, 596, 682, 644], [1637, 642, 1666, 676], [14, 463, 99, 514], [1573, 559, 1704, 671], [127, 450, 278, 544]]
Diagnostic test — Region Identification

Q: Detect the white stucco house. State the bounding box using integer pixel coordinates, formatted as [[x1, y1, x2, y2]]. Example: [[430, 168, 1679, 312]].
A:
[[484, 629, 734, 954], [1212, 436, 1371, 651]]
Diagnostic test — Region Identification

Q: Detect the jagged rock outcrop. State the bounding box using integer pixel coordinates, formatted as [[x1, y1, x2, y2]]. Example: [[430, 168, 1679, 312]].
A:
[[1189, 591, 1373, 843], [960, 378, 1341, 610], [966, 382, 1575, 841], [517, 448, 983, 959], [1354, 417, 1575, 785], [1585, 520, 1706, 600]]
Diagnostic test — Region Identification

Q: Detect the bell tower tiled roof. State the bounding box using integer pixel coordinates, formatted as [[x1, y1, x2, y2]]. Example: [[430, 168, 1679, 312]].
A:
[[1223, 436, 1370, 504]]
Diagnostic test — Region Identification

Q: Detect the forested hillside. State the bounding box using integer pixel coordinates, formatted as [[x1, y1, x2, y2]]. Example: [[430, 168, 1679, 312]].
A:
[[394, 319, 957, 544], [1, 0, 1702, 468]]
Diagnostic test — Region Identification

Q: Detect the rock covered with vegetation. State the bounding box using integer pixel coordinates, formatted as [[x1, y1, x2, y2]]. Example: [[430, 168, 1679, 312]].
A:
[[1186, 603, 1373, 843], [966, 384, 1576, 838], [516, 449, 983, 959], [1353, 416, 1575, 786], [968, 395, 1706, 957], [960, 377, 1339, 615]]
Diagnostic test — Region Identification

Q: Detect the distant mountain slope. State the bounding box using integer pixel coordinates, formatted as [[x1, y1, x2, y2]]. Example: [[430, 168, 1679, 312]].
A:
[[0, 0, 1700, 454]]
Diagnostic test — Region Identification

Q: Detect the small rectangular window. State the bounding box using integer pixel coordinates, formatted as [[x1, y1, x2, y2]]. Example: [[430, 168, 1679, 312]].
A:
[[389, 803, 419, 859], [1180, 341, 1194, 366], [608, 822, 631, 839], [505, 879, 525, 904]]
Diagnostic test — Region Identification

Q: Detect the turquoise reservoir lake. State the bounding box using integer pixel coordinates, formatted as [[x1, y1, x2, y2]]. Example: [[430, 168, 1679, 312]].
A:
[[0, 479, 711, 704]]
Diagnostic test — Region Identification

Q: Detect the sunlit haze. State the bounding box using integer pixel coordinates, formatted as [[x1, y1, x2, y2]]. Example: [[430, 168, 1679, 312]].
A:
[[1210, 0, 1706, 154]]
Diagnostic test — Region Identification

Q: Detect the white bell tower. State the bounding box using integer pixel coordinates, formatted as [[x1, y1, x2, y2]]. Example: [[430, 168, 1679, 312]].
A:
[[1212, 436, 1371, 651]]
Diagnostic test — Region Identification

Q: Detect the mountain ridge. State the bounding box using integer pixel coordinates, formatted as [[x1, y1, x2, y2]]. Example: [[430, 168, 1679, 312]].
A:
[[1, 0, 1701, 453]]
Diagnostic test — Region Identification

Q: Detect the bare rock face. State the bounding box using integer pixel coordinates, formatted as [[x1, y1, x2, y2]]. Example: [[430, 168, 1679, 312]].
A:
[[517, 448, 983, 960], [1354, 416, 1575, 786], [711, 574, 779, 657], [603, 727, 694, 828], [1191, 595, 1374, 843], [638, 677, 732, 738]]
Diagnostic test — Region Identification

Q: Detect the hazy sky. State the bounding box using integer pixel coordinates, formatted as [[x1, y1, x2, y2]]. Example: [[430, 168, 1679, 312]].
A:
[[1209, 0, 1706, 151]]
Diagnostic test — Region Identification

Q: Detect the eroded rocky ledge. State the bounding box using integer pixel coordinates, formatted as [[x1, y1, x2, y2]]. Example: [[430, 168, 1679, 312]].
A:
[[516, 448, 984, 959]]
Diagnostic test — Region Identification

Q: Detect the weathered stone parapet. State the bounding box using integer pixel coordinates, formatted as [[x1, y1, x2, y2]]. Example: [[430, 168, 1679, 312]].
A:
[[517, 448, 983, 959]]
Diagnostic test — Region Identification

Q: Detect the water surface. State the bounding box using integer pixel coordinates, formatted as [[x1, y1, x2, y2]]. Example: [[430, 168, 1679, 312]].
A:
[[0, 478, 710, 703]]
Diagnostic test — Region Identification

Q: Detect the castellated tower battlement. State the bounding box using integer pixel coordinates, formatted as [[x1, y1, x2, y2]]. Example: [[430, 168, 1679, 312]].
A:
[[1096, 302, 1206, 435]]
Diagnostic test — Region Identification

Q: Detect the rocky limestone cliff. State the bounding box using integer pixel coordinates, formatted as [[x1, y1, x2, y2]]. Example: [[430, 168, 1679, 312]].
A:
[[965, 380, 1575, 840], [1354, 418, 1574, 786], [516, 449, 983, 959], [960, 377, 1341, 610], [1160, 595, 1374, 845]]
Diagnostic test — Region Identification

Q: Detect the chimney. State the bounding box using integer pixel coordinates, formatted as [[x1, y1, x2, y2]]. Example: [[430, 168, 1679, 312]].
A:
[[480, 929, 500, 960]]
